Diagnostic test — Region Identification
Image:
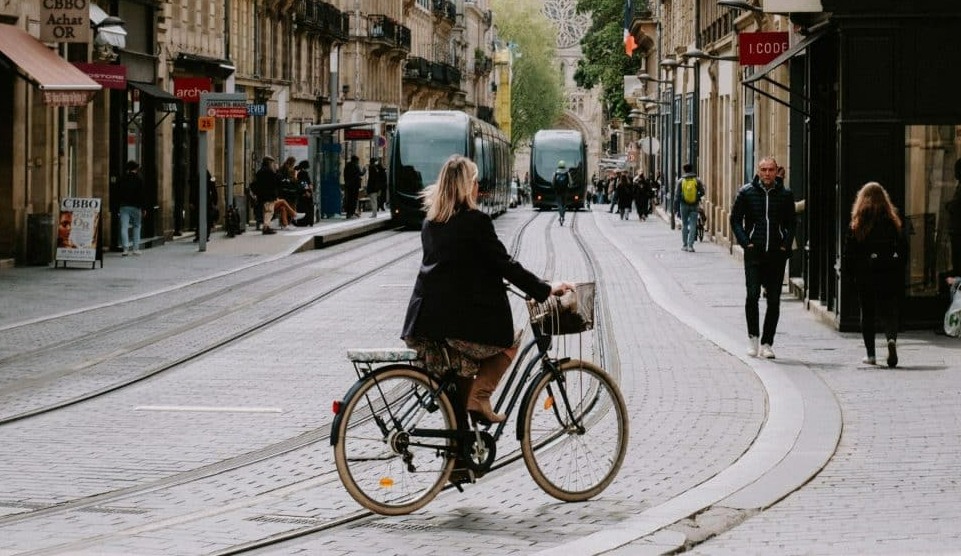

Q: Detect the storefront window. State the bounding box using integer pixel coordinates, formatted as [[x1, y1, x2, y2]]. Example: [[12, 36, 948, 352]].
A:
[[903, 124, 961, 296]]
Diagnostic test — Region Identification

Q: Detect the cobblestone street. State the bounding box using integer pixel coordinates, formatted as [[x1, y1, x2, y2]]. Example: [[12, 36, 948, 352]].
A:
[[0, 207, 959, 555]]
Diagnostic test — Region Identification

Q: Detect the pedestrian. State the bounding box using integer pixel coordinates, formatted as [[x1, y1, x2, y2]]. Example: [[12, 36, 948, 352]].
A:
[[616, 173, 633, 220], [401, 154, 573, 431], [344, 155, 366, 218], [295, 161, 314, 226], [844, 182, 908, 367], [730, 157, 797, 359], [252, 156, 297, 234], [192, 171, 219, 242], [634, 173, 649, 221], [674, 163, 706, 251], [367, 157, 387, 218], [608, 176, 618, 213], [552, 160, 571, 226], [116, 160, 146, 256]]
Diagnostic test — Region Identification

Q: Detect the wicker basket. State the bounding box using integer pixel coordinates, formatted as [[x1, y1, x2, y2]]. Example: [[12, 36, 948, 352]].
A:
[[527, 282, 595, 336]]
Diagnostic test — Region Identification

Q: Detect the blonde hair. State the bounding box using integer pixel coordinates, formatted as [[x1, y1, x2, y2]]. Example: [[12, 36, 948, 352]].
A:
[[850, 181, 902, 241], [421, 155, 478, 223]]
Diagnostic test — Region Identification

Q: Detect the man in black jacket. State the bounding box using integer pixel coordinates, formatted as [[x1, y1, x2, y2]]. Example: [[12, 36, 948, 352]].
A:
[[253, 156, 280, 234], [730, 157, 796, 359]]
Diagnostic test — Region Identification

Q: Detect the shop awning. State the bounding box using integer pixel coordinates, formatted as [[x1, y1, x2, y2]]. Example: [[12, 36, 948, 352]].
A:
[[90, 3, 127, 49], [0, 24, 101, 106], [741, 27, 829, 117], [129, 81, 179, 103]]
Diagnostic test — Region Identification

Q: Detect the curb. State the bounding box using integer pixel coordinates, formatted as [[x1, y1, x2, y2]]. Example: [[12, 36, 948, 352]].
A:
[[535, 212, 842, 555]]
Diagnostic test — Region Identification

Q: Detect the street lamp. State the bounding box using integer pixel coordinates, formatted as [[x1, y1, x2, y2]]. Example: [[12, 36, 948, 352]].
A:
[[638, 96, 670, 106], [660, 57, 695, 70], [637, 73, 671, 84], [682, 48, 739, 62]]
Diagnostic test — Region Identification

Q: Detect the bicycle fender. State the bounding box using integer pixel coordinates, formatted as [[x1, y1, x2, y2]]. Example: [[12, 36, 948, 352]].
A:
[[329, 364, 425, 446], [515, 369, 552, 441]]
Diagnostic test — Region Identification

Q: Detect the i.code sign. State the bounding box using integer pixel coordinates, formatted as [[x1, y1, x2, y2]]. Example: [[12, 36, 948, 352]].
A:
[[739, 32, 790, 66]]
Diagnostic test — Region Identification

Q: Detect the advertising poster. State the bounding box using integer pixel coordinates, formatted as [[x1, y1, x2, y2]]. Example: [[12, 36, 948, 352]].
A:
[[56, 198, 101, 263], [284, 136, 309, 165]]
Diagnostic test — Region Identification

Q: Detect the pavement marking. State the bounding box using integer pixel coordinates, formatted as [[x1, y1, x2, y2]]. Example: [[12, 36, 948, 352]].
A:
[[133, 405, 283, 413], [532, 210, 841, 556]]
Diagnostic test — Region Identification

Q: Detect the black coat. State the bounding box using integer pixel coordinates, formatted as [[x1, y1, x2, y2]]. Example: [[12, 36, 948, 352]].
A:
[[844, 218, 908, 290], [253, 167, 280, 202], [402, 209, 552, 347], [730, 176, 796, 253], [116, 171, 145, 209], [367, 164, 387, 194]]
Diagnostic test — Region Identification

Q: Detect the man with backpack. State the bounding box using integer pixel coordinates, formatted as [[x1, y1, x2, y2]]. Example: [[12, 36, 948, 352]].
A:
[[673, 163, 706, 252], [552, 160, 571, 226]]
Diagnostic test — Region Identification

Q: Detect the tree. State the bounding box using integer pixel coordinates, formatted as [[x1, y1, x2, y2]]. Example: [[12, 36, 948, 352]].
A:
[[573, 0, 647, 122], [491, 0, 565, 150]]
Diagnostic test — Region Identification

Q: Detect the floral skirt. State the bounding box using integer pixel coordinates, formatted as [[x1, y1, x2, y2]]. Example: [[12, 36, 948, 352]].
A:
[[404, 331, 522, 378]]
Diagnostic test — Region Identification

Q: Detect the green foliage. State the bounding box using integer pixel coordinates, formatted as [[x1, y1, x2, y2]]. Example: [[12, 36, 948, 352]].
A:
[[491, 0, 565, 150], [573, 0, 647, 121]]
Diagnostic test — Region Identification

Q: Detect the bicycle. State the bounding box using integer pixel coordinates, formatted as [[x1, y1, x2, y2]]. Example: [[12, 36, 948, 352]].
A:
[[331, 283, 629, 516], [697, 207, 707, 242]]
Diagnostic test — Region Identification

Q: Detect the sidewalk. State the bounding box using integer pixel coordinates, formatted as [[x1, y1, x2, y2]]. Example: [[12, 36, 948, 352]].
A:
[[555, 205, 961, 554], [0, 214, 392, 330]]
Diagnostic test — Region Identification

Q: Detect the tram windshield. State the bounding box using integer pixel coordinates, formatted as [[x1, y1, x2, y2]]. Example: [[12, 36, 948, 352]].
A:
[[396, 120, 467, 193], [533, 136, 582, 182]]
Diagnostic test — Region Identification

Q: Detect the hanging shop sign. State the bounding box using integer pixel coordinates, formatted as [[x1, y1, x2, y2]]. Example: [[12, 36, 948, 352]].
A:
[[55, 197, 102, 266], [74, 63, 127, 89], [739, 32, 790, 66], [174, 77, 212, 103], [41, 0, 90, 43]]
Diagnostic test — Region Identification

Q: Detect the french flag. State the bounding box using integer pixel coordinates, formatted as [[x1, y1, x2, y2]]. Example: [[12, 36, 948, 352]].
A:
[[624, 0, 637, 56]]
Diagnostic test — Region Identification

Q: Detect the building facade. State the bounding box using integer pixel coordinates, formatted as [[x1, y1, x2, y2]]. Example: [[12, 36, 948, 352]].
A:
[[513, 0, 604, 181], [629, 0, 961, 330], [0, 0, 496, 265]]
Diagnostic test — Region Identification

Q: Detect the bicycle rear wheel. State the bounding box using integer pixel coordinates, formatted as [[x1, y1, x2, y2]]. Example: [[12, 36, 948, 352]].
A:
[[520, 359, 628, 502], [334, 367, 456, 515]]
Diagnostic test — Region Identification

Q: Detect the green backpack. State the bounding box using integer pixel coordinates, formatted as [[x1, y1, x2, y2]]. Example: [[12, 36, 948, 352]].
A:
[[681, 177, 698, 204]]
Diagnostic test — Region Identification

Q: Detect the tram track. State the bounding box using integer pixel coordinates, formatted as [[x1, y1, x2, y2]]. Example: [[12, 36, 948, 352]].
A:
[[0, 232, 419, 425], [0, 210, 547, 548], [0, 230, 407, 366], [202, 209, 623, 556]]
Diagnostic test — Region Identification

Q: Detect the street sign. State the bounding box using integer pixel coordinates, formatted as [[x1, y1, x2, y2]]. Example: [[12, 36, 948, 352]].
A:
[[739, 32, 790, 66], [247, 103, 267, 116], [376, 135, 387, 148], [379, 107, 399, 122], [206, 105, 248, 118], [198, 116, 215, 131], [344, 128, 374, 141], [200, 93, 248, 118]]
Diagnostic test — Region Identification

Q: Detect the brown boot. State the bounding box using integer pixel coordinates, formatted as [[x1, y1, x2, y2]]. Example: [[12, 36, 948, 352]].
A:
[[467, 354, 509, 424]]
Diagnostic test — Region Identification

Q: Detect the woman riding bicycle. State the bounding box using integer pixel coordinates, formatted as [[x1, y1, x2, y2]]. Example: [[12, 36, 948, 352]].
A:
[[401, 155, 572, 424]]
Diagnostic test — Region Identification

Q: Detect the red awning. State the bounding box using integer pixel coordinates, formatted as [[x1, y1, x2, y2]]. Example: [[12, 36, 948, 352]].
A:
[[0, 24, 101, 106]]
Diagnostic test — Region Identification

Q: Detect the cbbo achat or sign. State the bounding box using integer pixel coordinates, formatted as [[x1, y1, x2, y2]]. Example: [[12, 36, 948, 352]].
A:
[[41, 0, 90, 43]]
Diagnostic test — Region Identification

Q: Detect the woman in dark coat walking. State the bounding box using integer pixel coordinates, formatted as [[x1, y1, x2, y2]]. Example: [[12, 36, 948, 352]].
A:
[[844, 182, 909, 367], [616, 173, 634, 220], [402, 155, 571, 425]]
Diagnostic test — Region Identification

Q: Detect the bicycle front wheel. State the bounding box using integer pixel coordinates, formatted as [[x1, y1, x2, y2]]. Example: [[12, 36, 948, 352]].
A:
[[334, 367, 456, 515], [520, 359, 628, 502]]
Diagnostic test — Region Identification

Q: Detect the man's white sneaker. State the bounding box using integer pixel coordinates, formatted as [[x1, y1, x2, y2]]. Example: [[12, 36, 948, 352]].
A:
[[862, 355, 876, 365], [746, 336, 759, 357], [759, 344, 776, 359]]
